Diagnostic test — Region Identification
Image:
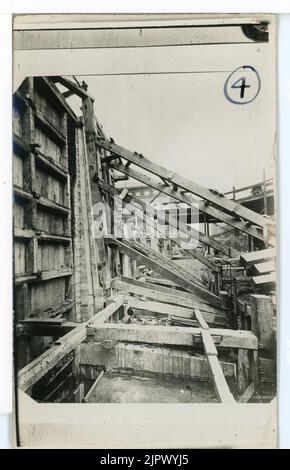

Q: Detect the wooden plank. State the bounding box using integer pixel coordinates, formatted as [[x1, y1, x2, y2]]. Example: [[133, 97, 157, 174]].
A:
[[195, 309, 210, 330], [110, 162, 265, 242], [144, 277, 178, 288], [21, 322, 78, 337], [112, 277, 225, 316], [108, 238, 221, 307], [238, 382, 255, 403], [96, 138, 268, 229], [98, 178, 232, 260], [127, 298, 226, 326], [240, 248, 275, 267], [36, 195, 70, 215], [195, 308, 235, 402], [34, 150, 67, 180], [84, 370, 104, 402], [89, 296, 124, 325], [253, 261, 275, 275], [206, 355, 236, 403], [201, 329, 218, 356], [17, 324, 86, 391], [51, 76, 93, 100], [252, 273, 276, 288], [15, 269, 73, 285], [17, 297, 123, 391], [89, 323, 258, 350]]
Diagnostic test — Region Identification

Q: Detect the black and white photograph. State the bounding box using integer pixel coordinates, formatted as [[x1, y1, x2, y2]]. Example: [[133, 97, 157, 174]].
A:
[[12, 13, 277, 448]]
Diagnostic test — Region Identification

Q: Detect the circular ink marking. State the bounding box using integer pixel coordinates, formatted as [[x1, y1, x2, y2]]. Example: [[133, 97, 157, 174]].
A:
[[224, 65, 261, 105]]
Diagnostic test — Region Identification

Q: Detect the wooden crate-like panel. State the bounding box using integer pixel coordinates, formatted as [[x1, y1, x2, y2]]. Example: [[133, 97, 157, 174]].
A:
[[34, 125, 62, 165], [14, 240, 27, 274], [37, 242, 66, 272], [13, 152, 24, 188], [35, 166, 65, 205], [30, 278, 66, 315], [14, 202, 26, 229], [35, 207, 66, 236], [34, 88, 62, 131], [13, 105, 23, 138]]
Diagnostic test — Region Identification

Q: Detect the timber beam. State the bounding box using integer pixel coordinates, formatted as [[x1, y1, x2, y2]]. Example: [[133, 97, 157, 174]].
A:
[[17, 296, 124, 391], [107, 237, 221, 307], [98, 178, 232, 263], [95, 137, 268, 229], [112, 276, 226, 315], [87, 323, 258, 350], [109, 162, 265, 242], [126, 297, 227, 327]]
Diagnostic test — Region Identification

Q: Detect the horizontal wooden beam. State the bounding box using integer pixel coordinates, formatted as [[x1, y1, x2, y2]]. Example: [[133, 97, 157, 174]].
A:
[[112, 277, 225, 315], [240, 248, 275, 267], [36, 195, 70, 215], [14, 227, 71, 244], [252, 273, 276, 288], [87, 322, 258, 350], [253, 261, 275, 275], [15, 269, 72, 285], [107, 237, 221, 306], [20, 320, 78, 337], [110, 162, 265, 242], [96, 138, 268, 229], [127, 297, 227, 327], [34, 108, 66, 144], [34, 150, 68, 180]]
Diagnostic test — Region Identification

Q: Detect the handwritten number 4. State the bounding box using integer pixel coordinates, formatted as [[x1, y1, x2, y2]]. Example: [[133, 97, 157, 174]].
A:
[[231, 76, 250, 99]]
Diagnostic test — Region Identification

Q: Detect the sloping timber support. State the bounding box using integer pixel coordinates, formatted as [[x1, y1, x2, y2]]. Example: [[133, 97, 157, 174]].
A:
[[195, 309, 235, 403], [107, 237, 221, 307], [109, 162, 266, 242], [17, 296, 124, 392], [126, 297, 227, 327], [97, 178, 234, 262], [95, 137, 270, 239], [112, 276, 226, 315]]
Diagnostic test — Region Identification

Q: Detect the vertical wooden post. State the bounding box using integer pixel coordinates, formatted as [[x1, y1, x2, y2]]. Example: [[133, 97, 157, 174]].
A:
[[237, 349, 251, 394], [250, 294, 274, 349]]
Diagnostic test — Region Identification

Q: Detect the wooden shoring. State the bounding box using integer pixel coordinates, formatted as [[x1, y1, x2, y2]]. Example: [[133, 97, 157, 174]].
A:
[[126, 297, 227, 327], [97, 178, 232, 263], [107, 237, 221, 307], [17, 296, 123, 391], [110, 162, 265, 242], [95, 138, 268, 230], [194, 309, 235, 403], [112, 276, 225, 316], [87, 322, 258, 350]]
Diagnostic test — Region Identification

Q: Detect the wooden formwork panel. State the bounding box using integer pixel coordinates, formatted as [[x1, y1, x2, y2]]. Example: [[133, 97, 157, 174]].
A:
[[30, 278, 67, 315], [35, 166, 66, 206], [35, 207, 66, 235]]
